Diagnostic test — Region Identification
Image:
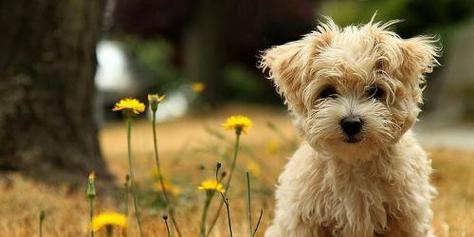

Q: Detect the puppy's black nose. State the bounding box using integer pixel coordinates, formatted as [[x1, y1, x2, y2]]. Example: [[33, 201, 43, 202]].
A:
[[340, 116, 363, 136]]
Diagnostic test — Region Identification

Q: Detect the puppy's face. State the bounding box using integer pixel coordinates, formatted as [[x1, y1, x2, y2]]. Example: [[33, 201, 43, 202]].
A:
[[261, 19, 439, 160]]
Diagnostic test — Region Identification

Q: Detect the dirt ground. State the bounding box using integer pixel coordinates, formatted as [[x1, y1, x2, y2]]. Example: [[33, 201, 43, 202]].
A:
[[1, 104, 473, 237]]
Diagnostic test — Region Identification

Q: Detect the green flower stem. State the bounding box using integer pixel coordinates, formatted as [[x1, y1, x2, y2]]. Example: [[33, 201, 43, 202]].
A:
[[199, 194, 213, 237], [207, 133, 241, 236], [86, 174, 96, 237], [224, 132, 241, 189], [219, 192, 234, 237], [163, 216, 171, 237], [106, 225, 113, 237], [123, 176, 130, 237], [39, 210, 45, 237], [126, 117, 145, 237], [89, 198, 95, 237], [246, 172, 252, 237], [253, 209, 264, 237], [151, 109, 182, 237], [124, 175, 130, 216]]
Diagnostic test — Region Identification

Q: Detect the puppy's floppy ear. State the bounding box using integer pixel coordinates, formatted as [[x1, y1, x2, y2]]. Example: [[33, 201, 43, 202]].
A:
[[259, 41, 307, 113], [259, 20, 336, 114], [397, 36, 440, 133], [399, 36, 440, 79]]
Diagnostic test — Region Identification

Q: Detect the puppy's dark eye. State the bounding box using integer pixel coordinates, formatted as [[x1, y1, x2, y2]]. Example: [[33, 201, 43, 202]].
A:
[[319, 86, 337, 99], [367, 85, 384, 100]]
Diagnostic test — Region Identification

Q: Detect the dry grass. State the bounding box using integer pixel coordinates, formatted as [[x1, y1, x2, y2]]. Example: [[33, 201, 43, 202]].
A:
[[1, 104, 473, 237]]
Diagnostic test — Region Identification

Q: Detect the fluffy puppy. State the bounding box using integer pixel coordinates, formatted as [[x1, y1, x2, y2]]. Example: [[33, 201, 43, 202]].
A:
[[260, 18, 440, 237]]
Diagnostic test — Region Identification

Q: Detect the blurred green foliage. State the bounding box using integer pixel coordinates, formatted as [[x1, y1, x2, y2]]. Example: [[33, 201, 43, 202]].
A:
[[321, 0, 474, 48], [121, 36, 183, 91], [116, 1, 474, 104], [223, 64, 263, 102], [321, 0, 407, 27]]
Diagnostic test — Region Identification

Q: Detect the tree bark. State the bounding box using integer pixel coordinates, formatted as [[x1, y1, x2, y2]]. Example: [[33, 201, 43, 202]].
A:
[[0, 0, 109, 178], [183, 0, 232, 104]]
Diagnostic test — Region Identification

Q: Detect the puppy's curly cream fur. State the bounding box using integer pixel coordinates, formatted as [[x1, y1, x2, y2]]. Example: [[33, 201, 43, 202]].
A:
[[260, 17, 440, 237]]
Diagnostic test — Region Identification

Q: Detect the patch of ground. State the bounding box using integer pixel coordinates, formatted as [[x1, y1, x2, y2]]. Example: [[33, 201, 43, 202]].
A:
[[1, 104, 473, 237]]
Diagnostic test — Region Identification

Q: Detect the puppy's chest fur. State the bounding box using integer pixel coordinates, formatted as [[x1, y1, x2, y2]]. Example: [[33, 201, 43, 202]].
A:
[[278, 142, 428, 236], [301, 159, 396, 234]]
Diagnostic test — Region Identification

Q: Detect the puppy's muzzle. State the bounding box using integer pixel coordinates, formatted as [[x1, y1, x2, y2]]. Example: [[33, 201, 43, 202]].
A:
[[340, 116, 363, 142]]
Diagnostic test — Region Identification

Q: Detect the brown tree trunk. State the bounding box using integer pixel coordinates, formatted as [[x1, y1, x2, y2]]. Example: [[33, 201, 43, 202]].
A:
[[183, 0, 232, 105], [0, 0, 109, 178]]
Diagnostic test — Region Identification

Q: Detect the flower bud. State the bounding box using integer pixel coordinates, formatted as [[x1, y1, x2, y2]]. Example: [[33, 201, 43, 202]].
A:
[[86, 171, 96, 199], [148, 94, 166, 112]]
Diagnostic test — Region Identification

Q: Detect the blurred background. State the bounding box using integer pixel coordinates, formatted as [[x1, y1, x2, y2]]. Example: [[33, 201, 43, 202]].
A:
[[97, 0, 474, 156], [1, 1, 474, 236], [2, 0, 474, 173], [98, 0, 474, 122]]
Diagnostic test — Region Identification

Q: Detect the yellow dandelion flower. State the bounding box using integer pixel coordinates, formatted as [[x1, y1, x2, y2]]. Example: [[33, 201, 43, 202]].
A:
[[112, 98, 146, 114], [192, 82, 205, 93], [198, 179, 225, 193], [154, 181, 182, 197], [247, 161, 262, 177], [265, 139, 280, 155], [222, 115, 253, 135], [148, 93, 166, 111], [91, 212, 127, 232]]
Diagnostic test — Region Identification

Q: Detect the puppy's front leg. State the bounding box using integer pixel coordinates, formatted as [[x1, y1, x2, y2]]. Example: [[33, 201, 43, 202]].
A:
[[265, 145, 326, 237], [265, 188, 327, 237], [265, 213, 325, 237], [265, 219, 331, 237], [264, 187, 312, 237]]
